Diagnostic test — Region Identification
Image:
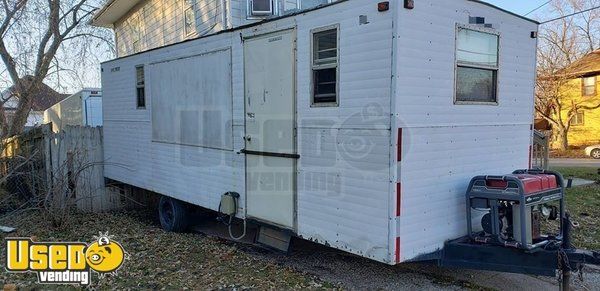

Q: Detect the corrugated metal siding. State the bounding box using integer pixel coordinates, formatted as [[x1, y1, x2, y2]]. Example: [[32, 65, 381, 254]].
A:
[[394, 0, 538, 262], [103, 0, 395, 263]]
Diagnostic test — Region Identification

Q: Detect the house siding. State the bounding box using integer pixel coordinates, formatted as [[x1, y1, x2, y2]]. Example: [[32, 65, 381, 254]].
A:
[[114, 0, 311, 57], [560, 75, 600, 147]]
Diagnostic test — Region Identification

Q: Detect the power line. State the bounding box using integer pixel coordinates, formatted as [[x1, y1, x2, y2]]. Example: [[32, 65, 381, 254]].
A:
[[541, 5, 600, 24], [525, 0, 552, 16]]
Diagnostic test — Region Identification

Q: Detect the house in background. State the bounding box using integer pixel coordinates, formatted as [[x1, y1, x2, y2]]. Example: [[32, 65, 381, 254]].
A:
[[92, 0, 337, 57], [1, 76, 69, 130], [44, 88, 103, 132], [556, 50, 600, 147]]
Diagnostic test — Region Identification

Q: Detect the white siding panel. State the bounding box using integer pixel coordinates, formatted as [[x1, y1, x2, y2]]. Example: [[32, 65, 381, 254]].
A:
[[399, 124, 531, 261], [393, 0, 538, 262]]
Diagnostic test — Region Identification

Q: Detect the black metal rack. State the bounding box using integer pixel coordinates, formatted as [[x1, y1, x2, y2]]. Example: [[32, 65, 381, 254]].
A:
[[465, 169, 564, 250]]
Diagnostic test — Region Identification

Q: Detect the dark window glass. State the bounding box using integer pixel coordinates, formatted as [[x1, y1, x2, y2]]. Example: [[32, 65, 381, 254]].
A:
[[313, 68, 337, 103], [252, 0, 271, 12], [136, 66, 146, 109], [456, 66, 497, 103], [137, 88, 145, 108]]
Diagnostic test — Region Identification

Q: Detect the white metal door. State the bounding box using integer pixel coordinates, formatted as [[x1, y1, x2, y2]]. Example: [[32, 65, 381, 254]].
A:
[[244, 30, 296, 229], [85, 97, 103, 127]]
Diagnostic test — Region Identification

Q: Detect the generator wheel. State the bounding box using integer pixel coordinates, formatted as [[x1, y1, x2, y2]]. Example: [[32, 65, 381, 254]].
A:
[[159, 196, 188, 232]]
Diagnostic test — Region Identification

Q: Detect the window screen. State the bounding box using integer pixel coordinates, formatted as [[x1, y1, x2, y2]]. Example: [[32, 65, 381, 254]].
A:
[[582, 76, 596, 96], [312, 27, 338, 106], [455, 27, 499, 103]]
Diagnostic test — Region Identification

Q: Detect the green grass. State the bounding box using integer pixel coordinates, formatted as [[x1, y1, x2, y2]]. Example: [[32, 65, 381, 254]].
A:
[[564, 185, 600, 250], [548, 167, 600, 250], [552, 167, 599, 181]]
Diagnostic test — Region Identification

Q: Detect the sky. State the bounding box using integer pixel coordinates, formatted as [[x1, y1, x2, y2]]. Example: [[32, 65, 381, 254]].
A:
[[485, 0, 552, 17]]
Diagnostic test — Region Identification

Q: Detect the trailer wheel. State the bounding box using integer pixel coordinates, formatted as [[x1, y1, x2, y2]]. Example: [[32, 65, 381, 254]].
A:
[[591, 149, 600, 159], [159, 196, 188, 232]]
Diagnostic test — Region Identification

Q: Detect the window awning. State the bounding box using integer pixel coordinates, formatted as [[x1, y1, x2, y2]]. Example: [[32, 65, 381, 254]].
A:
[[91, 0, 144, 27]]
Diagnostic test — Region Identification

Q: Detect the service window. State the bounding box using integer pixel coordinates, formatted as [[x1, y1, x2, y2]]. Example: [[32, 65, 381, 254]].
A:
[[136, 66, 146, 109], [311, 25, 339, 106], [582, 76, 596, 96], [455, 26, 500, 104]]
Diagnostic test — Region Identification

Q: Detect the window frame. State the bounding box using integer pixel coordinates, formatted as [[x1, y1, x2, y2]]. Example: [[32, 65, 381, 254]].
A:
[[135, 65, 146, 109], [247, 0, 275, 19], [310, 24, 340, 107], [571, 111, 585, 126], [130, 14, 143, 53], [454, 24, 501, 106], [183, 0, 196, 37], [582, 76, 597, 97]]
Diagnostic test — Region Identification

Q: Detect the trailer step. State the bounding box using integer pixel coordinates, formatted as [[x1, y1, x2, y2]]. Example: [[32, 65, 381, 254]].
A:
[[256, 226, 292, 252]]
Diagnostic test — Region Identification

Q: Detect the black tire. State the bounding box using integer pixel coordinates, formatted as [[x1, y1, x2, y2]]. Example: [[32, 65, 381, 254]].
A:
[[159, 196, 188, 232], [591, 149, 600, 160]]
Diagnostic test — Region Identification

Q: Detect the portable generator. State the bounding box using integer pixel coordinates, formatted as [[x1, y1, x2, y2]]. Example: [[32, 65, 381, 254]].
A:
[[466, 169, 564, 250]]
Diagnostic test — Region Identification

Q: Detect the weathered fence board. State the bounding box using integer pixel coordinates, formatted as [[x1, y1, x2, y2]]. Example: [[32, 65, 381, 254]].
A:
[[48, 126, 121, 212]]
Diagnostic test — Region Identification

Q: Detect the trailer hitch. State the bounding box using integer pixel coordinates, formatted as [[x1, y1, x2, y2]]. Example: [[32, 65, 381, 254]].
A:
[[565, 249, 600, 267]]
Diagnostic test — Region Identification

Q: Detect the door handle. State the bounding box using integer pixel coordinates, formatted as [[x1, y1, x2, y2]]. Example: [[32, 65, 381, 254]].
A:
[[244, 134, 252, 142]]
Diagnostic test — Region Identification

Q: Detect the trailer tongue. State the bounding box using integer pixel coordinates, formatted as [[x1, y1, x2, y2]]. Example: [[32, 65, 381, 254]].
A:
[[441, 169, 600, 289]]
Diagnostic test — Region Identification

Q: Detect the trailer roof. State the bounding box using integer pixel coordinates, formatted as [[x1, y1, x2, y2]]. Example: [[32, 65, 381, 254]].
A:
[[102, 0, 539, 64]]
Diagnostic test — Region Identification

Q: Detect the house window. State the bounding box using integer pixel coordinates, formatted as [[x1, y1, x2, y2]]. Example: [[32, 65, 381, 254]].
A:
[[582, 76, 596, 96], [131, 15, 142, 53], [136, 66, 146, 109], [311, 26, 339, 106], [184, 0, 196, 36], [455, 26, 500, 104], [571, 112, 584, 126], [248, 0, 273, 17]]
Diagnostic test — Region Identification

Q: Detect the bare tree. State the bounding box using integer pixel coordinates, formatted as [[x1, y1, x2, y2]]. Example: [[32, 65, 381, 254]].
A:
[[535, 0, 600, 150], [0, 0, 113, 138]]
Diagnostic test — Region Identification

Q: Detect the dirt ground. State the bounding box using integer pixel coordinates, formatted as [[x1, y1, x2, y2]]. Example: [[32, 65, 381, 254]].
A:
[[1, 209, 599, 290]]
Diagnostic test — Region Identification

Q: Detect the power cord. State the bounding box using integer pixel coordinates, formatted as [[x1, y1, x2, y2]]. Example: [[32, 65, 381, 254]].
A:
[[217, 192, 247, 240]]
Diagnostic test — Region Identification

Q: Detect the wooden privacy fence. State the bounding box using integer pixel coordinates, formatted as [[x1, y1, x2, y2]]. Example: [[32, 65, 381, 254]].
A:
[[48, 126, 122, 212], [532, 130, 550, 170], [2, 125, 121, 212], [1, 125, 50, 198]]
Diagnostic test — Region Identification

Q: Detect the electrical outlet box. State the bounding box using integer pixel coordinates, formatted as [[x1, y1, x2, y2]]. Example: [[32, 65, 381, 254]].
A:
[[220, 193, 237, 216]]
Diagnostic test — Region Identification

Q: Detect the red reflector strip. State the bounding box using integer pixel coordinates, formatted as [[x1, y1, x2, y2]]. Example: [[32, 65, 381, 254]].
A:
[[396, 182, 401, 216], [395, 237, 400, 263], [397, 128, 402, 162], [486, 180, 508, 189]]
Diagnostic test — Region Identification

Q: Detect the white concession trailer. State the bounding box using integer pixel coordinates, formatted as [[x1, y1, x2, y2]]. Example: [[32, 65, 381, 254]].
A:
[[44, 88, 103, 132], [101, 0, 538, 264]]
